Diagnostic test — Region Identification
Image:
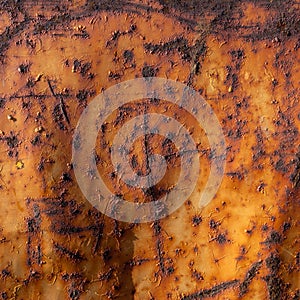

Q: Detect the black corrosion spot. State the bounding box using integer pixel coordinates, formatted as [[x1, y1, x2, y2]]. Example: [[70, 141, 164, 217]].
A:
[[123, 49, 134, 63], [102, 249, 112, 262], [216, 233, 228, 244], [209, 219, 219, 229], [18, 63, 29, 74], [192, 215, 202, 226], [142, 65, 157, 77], [264, 230, 282, 245]]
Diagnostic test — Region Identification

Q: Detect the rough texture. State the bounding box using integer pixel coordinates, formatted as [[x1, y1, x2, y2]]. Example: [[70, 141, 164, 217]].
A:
[[0, 0, 299, 299]]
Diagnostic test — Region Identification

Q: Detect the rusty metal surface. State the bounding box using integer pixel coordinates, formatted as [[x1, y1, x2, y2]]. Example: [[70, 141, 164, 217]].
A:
[[0, 0, 299, 299]]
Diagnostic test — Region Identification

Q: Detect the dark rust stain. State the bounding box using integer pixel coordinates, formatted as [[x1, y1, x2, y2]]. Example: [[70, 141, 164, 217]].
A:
[[1, 269, 10, 279], [0, 131, 19, 157], [192, 215, 202, 226], [102, 248, 112, 262], [18, 63, 30, 74], [98, 267, 115, 282], [76, 89, 95, 108], [123, 49, 134, 63], [53, 242, 85, 262], [263, 230, 283, 245], [214, 232, 229, 245], [93, 222, 105, 254], [263, 253, 288, 300], [26, 204, 42, 268], [141, 64, 157, 77], [144, 37, 195, 61], [209, 219, 220, 229], [290, 151, 300, 188], [47, 79, 70, 129], [156, 238, 166, 275], [181, 279, 239, 299], [125, 258, 150, 268], [239, 260, 263, 297]]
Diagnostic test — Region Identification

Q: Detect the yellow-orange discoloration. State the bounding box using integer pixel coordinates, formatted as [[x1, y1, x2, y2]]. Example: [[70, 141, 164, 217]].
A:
[[0, 0, 299, 299]]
